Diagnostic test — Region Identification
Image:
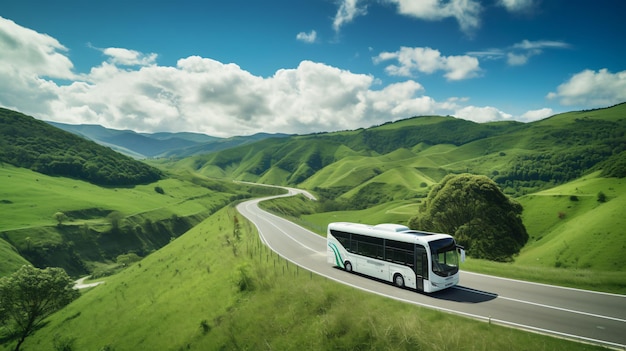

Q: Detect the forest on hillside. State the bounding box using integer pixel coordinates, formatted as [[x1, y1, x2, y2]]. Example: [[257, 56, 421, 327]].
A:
[[0, 108, 161, 186]]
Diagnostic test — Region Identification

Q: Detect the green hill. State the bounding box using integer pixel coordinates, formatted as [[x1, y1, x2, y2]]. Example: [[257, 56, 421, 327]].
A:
[[173, 103, 626, 201], [0, 164, 278, 277], [516, 172, 626, 271], [0, 108, 162, 186]]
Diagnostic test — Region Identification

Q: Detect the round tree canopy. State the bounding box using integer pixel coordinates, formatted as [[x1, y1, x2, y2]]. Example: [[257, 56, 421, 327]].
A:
[[409, 173, 528, 261]]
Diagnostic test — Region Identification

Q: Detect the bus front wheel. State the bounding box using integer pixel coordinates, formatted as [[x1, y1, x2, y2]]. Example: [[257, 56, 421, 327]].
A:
[[394, 274, 405, 288], [344, 261, 353, 273]]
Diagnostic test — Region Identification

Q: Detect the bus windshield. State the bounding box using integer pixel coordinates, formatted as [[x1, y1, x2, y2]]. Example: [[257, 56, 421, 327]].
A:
[[429, 238, 459, 277]]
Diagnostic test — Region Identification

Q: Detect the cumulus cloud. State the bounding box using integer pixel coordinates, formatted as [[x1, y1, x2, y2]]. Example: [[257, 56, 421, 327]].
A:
[[374, 46, 480, 81], [0, 16, 593, 140], [1, 28, 453, 137], [453, 105, 513, 123], [519, 108, 554, 122], [0, 17, 74, 79], [101, 47, 158, 66], [296, 30, 317, 43], [547, 68, 626, 107], [386, 0, 482, 33]]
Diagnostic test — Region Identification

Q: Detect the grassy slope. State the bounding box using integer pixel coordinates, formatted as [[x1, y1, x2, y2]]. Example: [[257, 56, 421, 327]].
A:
[[515, 172, 626, 271], [0, 165, 219, 232], [0, 239, 30, 277], [0, 164, 234, 277], [10, 206, 604, 351]]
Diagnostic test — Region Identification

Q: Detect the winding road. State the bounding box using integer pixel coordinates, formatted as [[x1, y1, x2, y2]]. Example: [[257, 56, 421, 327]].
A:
[[237, 188, 626, 349]]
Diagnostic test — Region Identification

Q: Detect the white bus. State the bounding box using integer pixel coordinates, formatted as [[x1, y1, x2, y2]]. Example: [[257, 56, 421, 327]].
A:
[[327, 222, 464, 293]]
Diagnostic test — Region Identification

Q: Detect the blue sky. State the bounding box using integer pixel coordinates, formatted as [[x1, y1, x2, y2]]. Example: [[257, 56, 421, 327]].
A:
[[1, 0, 625, 137]]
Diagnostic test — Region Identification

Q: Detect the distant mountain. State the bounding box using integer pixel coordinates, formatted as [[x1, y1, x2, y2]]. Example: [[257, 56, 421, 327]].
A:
[[0, 108, 162, 186], [47, 121, 291, 158]]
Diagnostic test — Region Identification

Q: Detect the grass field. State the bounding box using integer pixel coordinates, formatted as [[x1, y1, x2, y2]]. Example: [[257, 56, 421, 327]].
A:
[[0, 165, 216, 232], [5, 205, 607, 351], [0, 164, 269, 277], [516, 174, 626, 271]]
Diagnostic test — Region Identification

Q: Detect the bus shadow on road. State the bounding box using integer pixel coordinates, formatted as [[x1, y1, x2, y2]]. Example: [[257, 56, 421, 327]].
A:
[[430, 285, 498, 303]]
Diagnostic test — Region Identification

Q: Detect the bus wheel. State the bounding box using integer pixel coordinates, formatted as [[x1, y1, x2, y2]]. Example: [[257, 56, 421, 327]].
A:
[[344, 261, 353, 273], [394, 274, 405, 288]]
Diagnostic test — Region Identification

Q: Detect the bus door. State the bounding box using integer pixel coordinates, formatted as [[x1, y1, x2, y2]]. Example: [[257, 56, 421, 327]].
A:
[[415, 245, 427, 291]]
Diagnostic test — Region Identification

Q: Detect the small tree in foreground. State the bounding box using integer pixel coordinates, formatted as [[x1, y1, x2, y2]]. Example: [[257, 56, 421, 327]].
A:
[[409, 173, 528, 261], [0, 265, 79, 351]]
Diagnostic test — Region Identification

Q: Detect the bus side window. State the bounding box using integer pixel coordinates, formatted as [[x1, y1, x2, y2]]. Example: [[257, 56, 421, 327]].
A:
[[331, 230, 352, 252]]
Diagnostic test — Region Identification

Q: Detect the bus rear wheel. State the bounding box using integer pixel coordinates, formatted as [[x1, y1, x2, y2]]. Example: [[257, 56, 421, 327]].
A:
[[394, 274, 405, 288], [344, 261, 353, 273]]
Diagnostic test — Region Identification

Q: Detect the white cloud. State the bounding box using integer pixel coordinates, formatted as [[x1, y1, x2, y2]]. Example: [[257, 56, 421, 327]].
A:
[[498, 0, 535, 13], [3, 16, 612, 141], [102, 47, 158, 66], [453, 105, 513, 123], [333, 0, 480, 34], [506, 52, 529, 66], [296, 30, 317, 43], [333, 0, 367, 32], [547, 68, 626, 107], [519, 108, 553, 122], [3, 36, 450, 137], [470, 39, 569, 66], [0, 15, 507, 137], [374, 46, 480, 81], [512, 40, 569, 51], [0, 17, 74, 79], [386, 0, 482, 33]]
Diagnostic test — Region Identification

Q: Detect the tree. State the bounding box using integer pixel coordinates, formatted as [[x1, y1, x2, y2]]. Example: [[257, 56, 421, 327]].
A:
[[0, 265, 80, 351], [409, 173, 528, 261], [53, 212, 67, 226], [107, 211, 124, 232]]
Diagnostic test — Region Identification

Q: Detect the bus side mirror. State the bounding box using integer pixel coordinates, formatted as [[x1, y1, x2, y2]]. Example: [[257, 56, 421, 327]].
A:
[[457, 246, 466, 263]]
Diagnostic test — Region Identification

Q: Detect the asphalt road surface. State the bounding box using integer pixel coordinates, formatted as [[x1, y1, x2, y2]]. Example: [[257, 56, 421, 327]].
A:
[[237, 189, 626, 349]]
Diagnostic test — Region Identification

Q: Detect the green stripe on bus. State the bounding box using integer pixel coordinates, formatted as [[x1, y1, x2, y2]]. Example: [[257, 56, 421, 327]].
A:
[[328, 242, 343, 268]]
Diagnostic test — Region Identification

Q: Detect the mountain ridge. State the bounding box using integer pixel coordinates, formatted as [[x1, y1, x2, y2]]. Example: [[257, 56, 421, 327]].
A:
[[47, 121, 292, 159], [165, 102, 626, 200]]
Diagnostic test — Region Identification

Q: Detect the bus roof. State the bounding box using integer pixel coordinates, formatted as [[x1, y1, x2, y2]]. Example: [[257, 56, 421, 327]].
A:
[[328, 222, 453, 244]]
